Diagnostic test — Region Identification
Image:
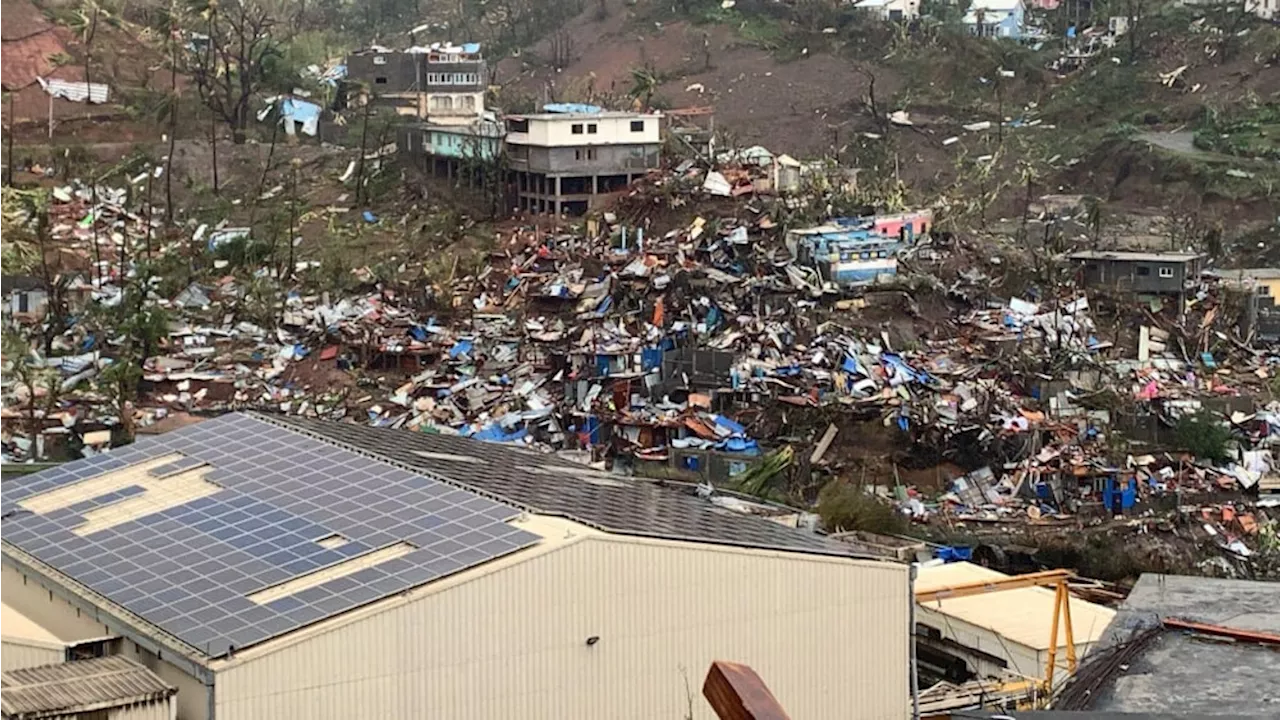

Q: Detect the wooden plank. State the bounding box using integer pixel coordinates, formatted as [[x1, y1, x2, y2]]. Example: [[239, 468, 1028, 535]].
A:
[[810, 423, 839, 464], [703, 660, 790, 720]]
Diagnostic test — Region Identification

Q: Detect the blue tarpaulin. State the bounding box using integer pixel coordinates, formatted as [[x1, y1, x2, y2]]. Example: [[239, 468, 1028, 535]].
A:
[[934, 546, 973, 563], [641, 347, 664, 372], [468, 424, 528, 443], [710, 414, 746, 436], [449, 340, 473, 358], [883, 353, 928, 383], [543, 102, 602, 114]]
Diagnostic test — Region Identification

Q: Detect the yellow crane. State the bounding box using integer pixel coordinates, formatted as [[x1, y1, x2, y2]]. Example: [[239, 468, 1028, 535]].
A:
[[915, 568, 1078, 697]]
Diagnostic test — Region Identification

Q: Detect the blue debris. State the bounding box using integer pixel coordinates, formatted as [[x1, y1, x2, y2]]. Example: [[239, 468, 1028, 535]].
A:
[[362, 211, 378, 223]]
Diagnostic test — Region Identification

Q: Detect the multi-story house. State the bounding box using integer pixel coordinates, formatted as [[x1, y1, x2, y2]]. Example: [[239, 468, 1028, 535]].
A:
[[504, 105, 662, 216], [345, 43, 486, 122]]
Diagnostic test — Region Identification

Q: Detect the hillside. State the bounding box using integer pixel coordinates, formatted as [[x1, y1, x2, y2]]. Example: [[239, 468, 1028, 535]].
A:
[[497, 0, 1279, 232]]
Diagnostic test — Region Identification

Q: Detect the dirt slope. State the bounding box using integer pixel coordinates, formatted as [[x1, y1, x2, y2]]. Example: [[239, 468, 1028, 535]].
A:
[[494, 1, 902, 158]]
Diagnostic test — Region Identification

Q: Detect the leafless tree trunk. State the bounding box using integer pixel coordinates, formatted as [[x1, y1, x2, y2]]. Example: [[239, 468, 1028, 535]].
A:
[[83, 6, 100, 123], [166, 14, 178, 224]]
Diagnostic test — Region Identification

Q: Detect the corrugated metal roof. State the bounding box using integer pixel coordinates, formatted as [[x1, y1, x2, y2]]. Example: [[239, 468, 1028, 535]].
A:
[[38, 77, 110, 104], [1, 656, 175, 719]]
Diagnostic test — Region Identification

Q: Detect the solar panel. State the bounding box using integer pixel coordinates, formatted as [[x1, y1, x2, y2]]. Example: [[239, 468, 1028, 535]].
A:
[[0, 413, 539, 658]]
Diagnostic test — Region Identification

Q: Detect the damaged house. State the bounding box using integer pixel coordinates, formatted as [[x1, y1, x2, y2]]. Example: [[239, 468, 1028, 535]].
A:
[[505, 105, 662, 216]]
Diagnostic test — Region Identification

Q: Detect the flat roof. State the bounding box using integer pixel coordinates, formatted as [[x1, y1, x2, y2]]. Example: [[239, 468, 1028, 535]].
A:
[[1068, 250, 1203, 263], [1, 656, 174, 718], [509, 111, 659, 121], [915, 562, 1116, 650], [1089, 574, 1280, 715]]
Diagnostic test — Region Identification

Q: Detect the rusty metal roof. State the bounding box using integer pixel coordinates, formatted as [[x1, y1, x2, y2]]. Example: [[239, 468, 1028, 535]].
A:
[[0, 28, 68, 91], [1, 656, 175, 719]]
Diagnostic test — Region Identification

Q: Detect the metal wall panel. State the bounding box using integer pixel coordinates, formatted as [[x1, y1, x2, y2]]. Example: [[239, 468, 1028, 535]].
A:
[[215, 535, 910, 720], [109, 699, 177, 720], [0, 639, 63, 671]]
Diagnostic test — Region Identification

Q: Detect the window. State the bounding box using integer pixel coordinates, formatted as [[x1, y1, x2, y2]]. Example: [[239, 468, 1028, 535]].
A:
[[461, 95, 476, 110], [1257, 285, 1271, 296], [507, 118, 529, 133], [587, 123, 598, 134], [373, 56, 387, 65], [1158, 267, 1175, 278], [575, 149, 583, 160], [375, 77, 387, 85], [630, 120, 645, 132], [1136, 266, 1151, 277], [572, 123, 584, 134], [587, 147, 597, 160]]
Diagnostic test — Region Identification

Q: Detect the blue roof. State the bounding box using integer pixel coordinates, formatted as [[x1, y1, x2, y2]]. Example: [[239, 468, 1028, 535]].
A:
[[542, 102, 602, 115], [0, 413, 538, 657]]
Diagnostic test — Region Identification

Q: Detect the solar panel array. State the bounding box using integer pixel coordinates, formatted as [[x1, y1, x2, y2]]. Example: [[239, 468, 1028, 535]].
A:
[[0, 413, 539, 658], [276, 415, 855, 556]]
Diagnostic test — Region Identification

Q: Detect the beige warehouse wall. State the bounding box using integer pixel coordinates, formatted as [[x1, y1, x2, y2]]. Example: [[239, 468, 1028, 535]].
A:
[[1, 639, 64, 671], [1, 563, 110, 641], [215, 536, 910, 720], [2, 562, 209, 720]]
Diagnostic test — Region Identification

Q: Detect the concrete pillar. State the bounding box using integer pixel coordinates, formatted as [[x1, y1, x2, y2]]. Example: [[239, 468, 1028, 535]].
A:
[[592, 175, 599, 195], [553, 176, 561, 201]]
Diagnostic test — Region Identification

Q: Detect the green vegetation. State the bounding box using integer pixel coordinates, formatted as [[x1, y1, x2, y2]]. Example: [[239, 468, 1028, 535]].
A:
[[1195, 103, 1280, 161], [1174, 412, 1233, 464], [816, 480, 908, 535]]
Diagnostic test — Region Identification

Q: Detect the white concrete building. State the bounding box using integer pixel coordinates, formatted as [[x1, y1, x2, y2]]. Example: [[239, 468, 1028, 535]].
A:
[[853, 0, 921, 21], [505, 107, 662, 214], [2, 412, 911, 720]]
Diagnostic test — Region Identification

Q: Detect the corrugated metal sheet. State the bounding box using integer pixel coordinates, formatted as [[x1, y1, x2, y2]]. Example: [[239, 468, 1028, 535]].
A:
[[214, 528, 910, 720], [0, 640, 63, 673], [38, 77, 110, 104], [1, 656, 175, 718], [106, 700, 175, 720]]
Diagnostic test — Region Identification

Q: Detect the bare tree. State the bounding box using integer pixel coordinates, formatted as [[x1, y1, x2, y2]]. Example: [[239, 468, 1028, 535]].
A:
[[165, 7, 179, 223], [189, 0, 279, 144]]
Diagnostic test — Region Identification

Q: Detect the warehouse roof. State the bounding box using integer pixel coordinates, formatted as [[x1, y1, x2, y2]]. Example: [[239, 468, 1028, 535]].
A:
[[273, 414, 853, 556], [2, 413, 539, 658], [1, 412, 851, 662], [915, 562, 1116, 650], [1, 656, 175, 719]]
